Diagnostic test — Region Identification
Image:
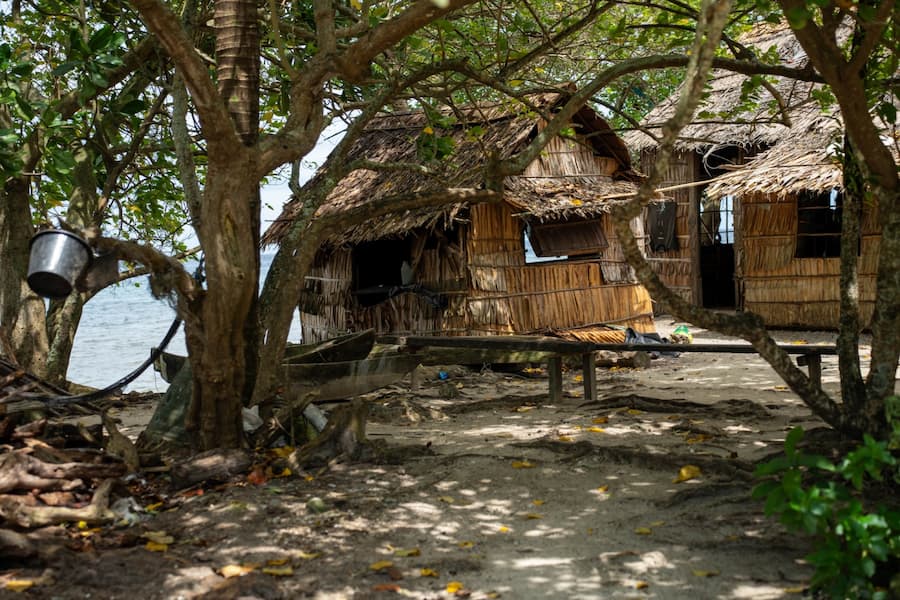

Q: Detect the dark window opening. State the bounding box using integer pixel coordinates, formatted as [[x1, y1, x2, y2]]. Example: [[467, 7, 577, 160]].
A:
[[796, 190, 842, 258], [525, 219, 608, 263], [646, 200, 679, 252], [352, 239, 409, 306]]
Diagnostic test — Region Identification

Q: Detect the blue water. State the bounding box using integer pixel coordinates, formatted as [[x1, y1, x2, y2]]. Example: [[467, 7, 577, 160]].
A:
[[68, 252, 303, 392]]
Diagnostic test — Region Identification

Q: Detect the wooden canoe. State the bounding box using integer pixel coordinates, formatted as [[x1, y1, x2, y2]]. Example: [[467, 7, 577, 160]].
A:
[[279, 353, 421, 404], [282, 329, 375, 365], [152, 329, 376, 383]]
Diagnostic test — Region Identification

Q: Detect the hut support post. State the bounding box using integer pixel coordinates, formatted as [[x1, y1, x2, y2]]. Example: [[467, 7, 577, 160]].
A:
[[548, 356, 562, 403], [582, 353, 597, 401]]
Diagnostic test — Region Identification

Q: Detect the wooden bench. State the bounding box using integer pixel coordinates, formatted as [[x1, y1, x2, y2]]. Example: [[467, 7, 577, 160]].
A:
[[380, 335, 838, 404]]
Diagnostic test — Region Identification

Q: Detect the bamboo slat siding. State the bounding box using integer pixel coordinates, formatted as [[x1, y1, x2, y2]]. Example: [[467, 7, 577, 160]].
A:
[[642, 150, 697, 302], [740, 191, 881, 328]]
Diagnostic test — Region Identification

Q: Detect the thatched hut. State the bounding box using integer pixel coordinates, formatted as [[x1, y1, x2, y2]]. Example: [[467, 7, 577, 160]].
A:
[[702, 119, 882, 327], [622, 22, 885, 328], [263, 93, 656, 344]]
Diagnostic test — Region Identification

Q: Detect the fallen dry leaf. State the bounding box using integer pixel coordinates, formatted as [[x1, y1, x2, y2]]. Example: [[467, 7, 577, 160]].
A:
[[270, 446, 295, 458], [634, 527, 653, 535], [511, 460, 534, 469], [369, 560, 395, 572], [498, 525, 510, 533], [247, 465, 268, 485], [586, 426, 605, 433], [558, 435, 574, 442], [266, 558, 290, 567], [635, 581, 649, 589], [262, 566, 294, 577], [592, 416, 609, 424], [5, 580, 35, 593], [372, 583, 401, 592], [393, 547, 420, 557], [439, 496, 455, 504], [523, 513, 543, 520], [596, 485, 609, 493], [673, 465, 702, 483], [144, 541, 168, 552], [220, 564, 255, 578], [420, 568, 439, 577], [532, 499, 545, 506], [142, 531, 174, 545], [458, 541, 475, 548], [446, 581, 465, 593]]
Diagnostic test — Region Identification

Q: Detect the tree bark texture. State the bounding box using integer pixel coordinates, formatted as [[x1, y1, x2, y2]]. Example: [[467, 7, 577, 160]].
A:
[[0, 178, 49, 377]]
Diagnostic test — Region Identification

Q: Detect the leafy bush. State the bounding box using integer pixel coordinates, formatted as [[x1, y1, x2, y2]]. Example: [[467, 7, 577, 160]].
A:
[[753, 426, 900, 599]]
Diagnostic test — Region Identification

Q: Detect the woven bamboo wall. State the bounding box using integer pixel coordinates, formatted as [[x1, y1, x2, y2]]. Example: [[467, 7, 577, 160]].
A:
[[521, 135, 618, 177], [740, 192, 881, 328], [298, 236, 469, 342], [640, 149, 698, 304], [466, 203, 655, 336]]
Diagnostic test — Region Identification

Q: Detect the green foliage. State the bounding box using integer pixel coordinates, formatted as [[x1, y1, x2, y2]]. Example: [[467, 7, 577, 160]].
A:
[[887, 396, 900, 451], [753, 427, 900, 599]]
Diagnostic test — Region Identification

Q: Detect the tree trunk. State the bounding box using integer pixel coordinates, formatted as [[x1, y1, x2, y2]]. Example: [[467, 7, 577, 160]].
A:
[[177, 0, 263, 450], [0, 178, 49, 377], [186, 163, 259, 450], [44, 294, 85, 387]]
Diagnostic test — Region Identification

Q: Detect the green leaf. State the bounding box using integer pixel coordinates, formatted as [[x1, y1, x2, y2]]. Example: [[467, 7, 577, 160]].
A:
[[784, 427, 805, 457], [51, 61, 80, 77], [88, 26, 118, 52], [785, 6, 810, 28]]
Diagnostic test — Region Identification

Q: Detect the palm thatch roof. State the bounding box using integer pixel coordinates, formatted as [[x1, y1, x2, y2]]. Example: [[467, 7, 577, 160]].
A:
[[704, 115, 843, 198], [263, 92, 641, 246], [623, 22, 824, 152]]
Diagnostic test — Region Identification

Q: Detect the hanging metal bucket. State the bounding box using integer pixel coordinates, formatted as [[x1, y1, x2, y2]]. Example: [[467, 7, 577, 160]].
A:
[[27, 229, 93, 298]]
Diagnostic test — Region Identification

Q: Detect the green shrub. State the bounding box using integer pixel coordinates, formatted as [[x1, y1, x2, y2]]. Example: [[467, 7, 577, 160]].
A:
[[752, 426, 900, 599]]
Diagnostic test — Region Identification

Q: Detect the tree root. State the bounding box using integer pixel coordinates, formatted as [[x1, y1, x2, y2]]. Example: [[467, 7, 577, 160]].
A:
[[512, 439, 755, 480], [0, 478, 116, 528], [286, 399, 370, 471], [0, 451, 125, 494]]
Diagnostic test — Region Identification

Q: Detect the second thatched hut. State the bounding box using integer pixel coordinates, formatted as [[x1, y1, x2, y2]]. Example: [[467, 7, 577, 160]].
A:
[[624, 22, 889, 328]]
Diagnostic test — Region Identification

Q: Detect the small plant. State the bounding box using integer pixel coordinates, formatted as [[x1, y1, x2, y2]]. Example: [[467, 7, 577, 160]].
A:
[[753, 426, 900, 599]]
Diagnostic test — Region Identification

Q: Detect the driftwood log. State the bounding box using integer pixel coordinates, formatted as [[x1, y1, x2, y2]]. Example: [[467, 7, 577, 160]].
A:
[[0, 451, 125, 494], [0, 478, 117, 528], [169, 448, 254, 490]]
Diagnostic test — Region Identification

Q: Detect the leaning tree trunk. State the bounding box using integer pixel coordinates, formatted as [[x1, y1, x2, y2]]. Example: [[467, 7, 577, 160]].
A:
[[0, 177, 50, 377]]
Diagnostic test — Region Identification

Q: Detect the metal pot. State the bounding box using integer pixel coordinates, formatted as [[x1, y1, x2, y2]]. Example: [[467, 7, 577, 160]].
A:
[[27, 229, 93, 298]]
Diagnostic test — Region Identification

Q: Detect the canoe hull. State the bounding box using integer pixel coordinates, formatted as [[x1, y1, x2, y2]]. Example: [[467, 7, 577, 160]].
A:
[[281, 354, 421, 403]]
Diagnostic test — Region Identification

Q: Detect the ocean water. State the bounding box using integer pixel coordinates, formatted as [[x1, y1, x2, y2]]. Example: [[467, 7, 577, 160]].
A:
[[67, 252, 303, 392]]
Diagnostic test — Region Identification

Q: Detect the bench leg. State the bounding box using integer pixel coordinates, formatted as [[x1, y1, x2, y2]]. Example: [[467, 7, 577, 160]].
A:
[[796, 354, 822, 388], [548, 356, 562, 403], [582, 352, 597, 402]]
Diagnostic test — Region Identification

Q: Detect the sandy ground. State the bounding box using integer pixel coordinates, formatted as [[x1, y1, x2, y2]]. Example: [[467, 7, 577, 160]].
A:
[[1, 316, 859, 600]]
